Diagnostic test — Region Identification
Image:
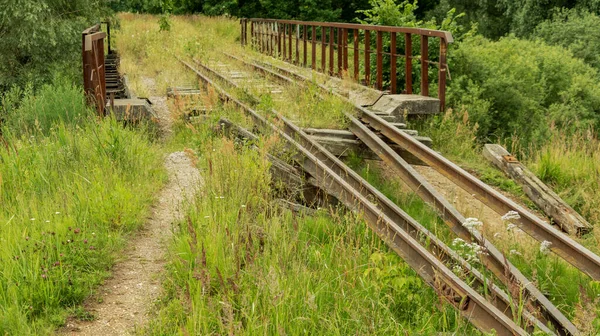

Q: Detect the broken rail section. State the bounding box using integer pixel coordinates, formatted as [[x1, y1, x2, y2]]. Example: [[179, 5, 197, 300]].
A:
[[240, 18, 452, 111]]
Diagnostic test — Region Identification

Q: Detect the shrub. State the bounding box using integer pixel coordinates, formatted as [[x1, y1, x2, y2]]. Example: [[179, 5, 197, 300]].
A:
[[1, 75, 91, 136], [448, 35, 600, 145]]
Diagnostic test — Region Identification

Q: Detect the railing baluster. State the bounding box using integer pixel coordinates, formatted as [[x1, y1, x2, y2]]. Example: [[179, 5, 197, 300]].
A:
[[343, 28, 348, 73], [376, 31, 383, 90], [438, 38, 447, 111], [405, 33, 412, 94], [420, 35, 429, 96], [288, 24, 292, 61], [329, 27, 334, 76], [295, 24, 299, 64], [390, 32, 397, 94], [303, 25, 307, 67], [337, 28, 343, 76], [321, 26, 326, 73], [311, 27, 316, 69], [365, 30, 371, 85], [353, 29, 359, 81]]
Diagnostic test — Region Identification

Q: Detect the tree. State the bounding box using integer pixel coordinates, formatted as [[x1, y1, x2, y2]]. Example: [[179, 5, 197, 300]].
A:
[[0, 0, 108, 91]]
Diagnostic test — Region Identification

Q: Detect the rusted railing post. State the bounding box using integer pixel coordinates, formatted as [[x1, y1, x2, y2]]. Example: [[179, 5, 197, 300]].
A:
[[303, 25, 307, 67], [329, 27, 334, 75], [321, 26, 326, 72], [390, 32, 397, 94], [405, 33, 413, 94], [353, 29, 359, 80], [420, 35, 429, 96], [364, 30, 371, 85], [438, 38, 448, 111], [311, 27, 316, 69], [376, 31, 383, 90], [342, 28, 348, 72]]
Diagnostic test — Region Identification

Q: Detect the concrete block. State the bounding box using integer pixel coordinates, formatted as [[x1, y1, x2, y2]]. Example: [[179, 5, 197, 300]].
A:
[[108, 98, 157, 121], [370, 94, 440, 117]]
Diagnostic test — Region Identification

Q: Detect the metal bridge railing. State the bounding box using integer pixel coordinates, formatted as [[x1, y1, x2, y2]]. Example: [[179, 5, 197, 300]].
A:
[[240, 18, 453, 111], [82, 22, 111, 116]]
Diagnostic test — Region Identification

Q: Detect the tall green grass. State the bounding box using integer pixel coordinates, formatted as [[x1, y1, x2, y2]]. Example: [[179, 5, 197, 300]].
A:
[[0, 80, 166, 334], [142, 114, 478, 335]]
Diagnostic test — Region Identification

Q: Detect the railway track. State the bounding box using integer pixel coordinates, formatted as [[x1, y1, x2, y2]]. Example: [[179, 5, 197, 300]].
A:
[[175, 56, 532, 335], [231, 54, 600, 283], [219, 53, 585, 336]]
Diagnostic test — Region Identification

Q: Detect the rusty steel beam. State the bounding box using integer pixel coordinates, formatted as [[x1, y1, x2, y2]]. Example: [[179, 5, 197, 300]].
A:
[[178, 56, 530, 335], [228, 55, 581, 335]]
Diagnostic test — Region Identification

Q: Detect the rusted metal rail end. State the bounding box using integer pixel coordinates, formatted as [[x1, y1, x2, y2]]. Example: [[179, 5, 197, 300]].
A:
[[176, 56, 542, 335], [223, 54, 579, 335]]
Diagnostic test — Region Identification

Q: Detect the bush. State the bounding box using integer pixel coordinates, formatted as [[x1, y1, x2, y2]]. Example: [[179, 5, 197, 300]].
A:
[[533, 9, 600, 70], [448, 35, 600, 145]]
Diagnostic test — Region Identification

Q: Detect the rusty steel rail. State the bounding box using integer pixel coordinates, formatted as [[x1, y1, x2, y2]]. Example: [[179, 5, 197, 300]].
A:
[[221, 53, 578, 335], [240, 18, 451, 111], [177, 56, 546, 335]]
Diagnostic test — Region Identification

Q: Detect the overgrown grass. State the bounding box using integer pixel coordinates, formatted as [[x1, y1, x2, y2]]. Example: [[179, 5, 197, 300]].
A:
[[143, 116, 477, 335], [0, 80, 166, 334]]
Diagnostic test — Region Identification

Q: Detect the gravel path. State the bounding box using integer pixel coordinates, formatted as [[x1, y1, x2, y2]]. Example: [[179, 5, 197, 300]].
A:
[[62, 77, 201, 335]]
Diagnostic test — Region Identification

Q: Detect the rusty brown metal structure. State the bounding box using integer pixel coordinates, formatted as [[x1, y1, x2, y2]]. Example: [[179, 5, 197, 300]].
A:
[[239, 18, 452, 111], [82, 24, 108, 116]]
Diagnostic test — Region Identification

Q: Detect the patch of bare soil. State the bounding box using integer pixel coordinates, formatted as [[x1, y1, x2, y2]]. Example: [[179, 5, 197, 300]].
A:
[[61, 78, 202, 335]]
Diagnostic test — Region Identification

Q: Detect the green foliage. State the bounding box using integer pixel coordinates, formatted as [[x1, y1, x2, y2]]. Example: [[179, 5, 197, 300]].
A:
[[533, 8, 600, 69], [0, 81, 165, 334], [158, 13, 172, 31], [448, 35, 600, 146], [0, 0, 109, 91]]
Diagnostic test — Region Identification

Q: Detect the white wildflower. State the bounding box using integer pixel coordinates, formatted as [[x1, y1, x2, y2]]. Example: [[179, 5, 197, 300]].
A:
[[509, 250, 522, 256], [506, 223, 517, 231], [241, 205, 246, 208], [45, 220, 50, 223], [30, 218, 35, 221], [501, 211, 521, 221], [540, 241, 552, 255], [463, 218, 483, 233], [453, 237, 487, 264], [55, 212, 60, 215]]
